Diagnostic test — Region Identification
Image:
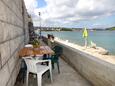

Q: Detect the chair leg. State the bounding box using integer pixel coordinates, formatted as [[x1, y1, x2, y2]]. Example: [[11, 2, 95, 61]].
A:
[[57, 61, 60, 74], [49, 68, 53, 82], [22, 68, 27, 83], [37, 74, 42, 86], [52, 62, 54, 69], [26, 71, 29, 86], [48, 60, 53, 82], [22, 70, 25, 83]]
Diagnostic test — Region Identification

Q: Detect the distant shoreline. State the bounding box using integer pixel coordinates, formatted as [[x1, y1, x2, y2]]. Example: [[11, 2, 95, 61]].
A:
[[35, 26, 115, 31], [42, 29, 115, 32]]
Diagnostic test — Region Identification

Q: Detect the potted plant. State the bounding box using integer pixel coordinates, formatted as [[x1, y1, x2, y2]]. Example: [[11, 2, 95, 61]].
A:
[[32, 39, 40, 48]]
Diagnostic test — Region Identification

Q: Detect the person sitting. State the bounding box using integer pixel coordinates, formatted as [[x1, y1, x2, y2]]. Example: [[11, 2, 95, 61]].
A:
[[47, 34, 55, 49], [50, 35, 55, 49], [47, 34, 52, 48]]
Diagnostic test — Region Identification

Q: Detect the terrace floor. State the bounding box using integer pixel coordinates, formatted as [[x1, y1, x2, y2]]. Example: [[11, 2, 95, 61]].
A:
[[15, 58, 92, 86]]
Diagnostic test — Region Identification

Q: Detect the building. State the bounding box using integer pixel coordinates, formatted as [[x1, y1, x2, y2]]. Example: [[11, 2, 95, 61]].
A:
[[0, 0, 31, 86]]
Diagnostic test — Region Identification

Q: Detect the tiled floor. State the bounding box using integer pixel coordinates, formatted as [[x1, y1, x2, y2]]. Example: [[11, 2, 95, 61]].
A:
[[15, 59, 92, 86]]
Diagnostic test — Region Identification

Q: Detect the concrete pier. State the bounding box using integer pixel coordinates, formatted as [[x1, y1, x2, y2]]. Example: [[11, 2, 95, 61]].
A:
[[56, 41, 115, 86]]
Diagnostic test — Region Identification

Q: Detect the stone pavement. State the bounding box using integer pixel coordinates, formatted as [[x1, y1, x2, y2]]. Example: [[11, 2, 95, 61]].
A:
[[15, 58, 92, 86]]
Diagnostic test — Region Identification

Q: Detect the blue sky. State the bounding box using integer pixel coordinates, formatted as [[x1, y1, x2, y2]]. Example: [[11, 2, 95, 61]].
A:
[[24, 0, 115, 28], [37, 0, 46, 8]]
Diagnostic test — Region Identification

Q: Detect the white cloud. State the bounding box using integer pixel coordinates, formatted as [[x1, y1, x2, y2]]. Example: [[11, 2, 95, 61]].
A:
[[24, 0, 115, 27], [24, 0, 38, 16]]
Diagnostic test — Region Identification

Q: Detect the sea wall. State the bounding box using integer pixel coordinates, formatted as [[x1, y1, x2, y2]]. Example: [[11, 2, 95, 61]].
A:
[[56, 41, 115, 86], [0, 0, 29, 86]]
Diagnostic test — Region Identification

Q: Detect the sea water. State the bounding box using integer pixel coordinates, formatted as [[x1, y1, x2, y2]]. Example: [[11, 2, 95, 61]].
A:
[[42, 31, 115, 55]]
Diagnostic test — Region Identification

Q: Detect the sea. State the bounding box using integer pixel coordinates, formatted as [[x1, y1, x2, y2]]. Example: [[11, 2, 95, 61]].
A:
[[42, 31, 115, 55]]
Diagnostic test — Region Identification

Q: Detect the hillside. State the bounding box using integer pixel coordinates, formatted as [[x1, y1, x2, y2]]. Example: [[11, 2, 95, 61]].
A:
[[106, 27, 115, 30]]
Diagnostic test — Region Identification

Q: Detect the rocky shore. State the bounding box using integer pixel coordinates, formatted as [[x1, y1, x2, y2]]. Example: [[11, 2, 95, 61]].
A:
[[55, 37, 115, 64]]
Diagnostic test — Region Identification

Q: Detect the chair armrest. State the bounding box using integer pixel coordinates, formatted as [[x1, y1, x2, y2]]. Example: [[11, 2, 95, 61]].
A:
[[34, 60, 51, 63], [22, 56, 32, 59], [35, 60, 52, 68]]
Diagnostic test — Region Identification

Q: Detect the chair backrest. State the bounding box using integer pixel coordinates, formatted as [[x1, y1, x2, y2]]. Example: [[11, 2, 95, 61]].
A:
[[52, 45, 63, 62], [52, 54, 60, 62], [23, 57, 37, 73], [25, 44, 33, 48], [53, 45, 63, 56]]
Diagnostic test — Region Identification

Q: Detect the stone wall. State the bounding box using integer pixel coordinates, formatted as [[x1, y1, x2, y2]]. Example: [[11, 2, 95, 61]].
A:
[[56, 41, 115, 86], [0, 0, 29, 86]]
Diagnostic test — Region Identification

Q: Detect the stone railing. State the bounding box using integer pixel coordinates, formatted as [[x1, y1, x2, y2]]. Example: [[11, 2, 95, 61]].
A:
[[56, 41, 115, 86]]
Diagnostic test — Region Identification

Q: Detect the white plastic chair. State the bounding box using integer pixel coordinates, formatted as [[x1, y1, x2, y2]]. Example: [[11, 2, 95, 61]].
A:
[[25, 44, 33, 48], [23, 56, 53, 86]]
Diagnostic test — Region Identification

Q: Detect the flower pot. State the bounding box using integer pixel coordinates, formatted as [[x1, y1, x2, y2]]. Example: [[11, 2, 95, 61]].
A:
[[33, 45, 40, 48]]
